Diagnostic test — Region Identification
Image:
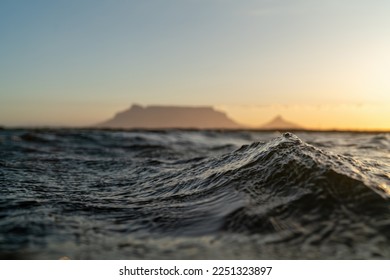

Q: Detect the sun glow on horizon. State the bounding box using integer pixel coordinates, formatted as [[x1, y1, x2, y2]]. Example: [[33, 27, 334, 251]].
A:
[[217, 103, 390, 131]]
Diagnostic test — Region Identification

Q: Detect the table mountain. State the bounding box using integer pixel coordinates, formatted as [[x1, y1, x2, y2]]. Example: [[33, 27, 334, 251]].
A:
[[97, 104, 242, 129]]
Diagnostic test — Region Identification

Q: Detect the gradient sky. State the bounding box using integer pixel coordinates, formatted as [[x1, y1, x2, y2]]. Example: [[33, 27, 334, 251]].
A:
[[1, 0, 389, 129]]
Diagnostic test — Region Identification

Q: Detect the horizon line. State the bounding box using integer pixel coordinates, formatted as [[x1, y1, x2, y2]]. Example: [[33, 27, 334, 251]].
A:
[[1, 126, 389, 134]]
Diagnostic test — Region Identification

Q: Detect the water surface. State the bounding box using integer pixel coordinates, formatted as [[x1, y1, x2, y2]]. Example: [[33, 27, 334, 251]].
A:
[[1, 129, 389, 259]]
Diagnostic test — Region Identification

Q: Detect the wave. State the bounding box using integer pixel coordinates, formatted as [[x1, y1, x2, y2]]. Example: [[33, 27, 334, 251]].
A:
[[1, 130, 390, 259], [114, 133, 390, 244]]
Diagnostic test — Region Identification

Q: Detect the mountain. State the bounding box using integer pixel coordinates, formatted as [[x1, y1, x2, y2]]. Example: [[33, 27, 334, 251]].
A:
[[97, 104, 242, 129], [260, 115, 302, 130]]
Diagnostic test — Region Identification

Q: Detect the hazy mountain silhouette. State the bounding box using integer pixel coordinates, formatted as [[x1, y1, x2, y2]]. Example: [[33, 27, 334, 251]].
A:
[[97, 104, 242, 129], [260, 115, 302, 130]]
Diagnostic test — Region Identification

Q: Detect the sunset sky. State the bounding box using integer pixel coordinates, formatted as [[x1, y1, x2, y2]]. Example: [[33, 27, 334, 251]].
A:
[[0, 0, 389, 129]]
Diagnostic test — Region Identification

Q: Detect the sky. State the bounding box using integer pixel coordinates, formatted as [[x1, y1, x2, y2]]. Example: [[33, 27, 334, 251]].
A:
[[0, 0, 389, 129]]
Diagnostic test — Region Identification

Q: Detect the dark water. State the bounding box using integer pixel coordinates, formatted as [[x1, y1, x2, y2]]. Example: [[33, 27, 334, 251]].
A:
[[0, 129, 389, 259]]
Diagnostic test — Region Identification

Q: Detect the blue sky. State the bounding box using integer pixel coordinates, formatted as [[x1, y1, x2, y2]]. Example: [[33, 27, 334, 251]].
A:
[[1, 0, 389, 128]]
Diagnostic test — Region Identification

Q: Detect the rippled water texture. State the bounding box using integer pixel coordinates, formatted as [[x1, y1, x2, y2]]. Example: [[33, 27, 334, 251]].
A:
[[0, 129, 389, 259]]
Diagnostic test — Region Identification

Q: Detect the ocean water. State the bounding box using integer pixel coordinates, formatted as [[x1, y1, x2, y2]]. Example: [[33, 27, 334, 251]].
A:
[[0, 129, 389, 259]]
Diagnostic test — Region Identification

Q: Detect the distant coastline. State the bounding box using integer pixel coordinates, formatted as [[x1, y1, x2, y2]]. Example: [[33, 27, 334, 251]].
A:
[[2, 104, 389, 132], [2, 127, 389, 134], [96, 104, 305, 130]]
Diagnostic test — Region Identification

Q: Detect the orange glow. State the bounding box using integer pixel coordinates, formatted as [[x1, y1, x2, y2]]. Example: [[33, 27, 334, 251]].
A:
[[217, 104, 390, 131]]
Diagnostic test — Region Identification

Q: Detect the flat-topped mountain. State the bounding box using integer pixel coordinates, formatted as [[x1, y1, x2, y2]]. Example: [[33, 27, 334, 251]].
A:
[[97, 104, 242, 129], [260, 115, 302, 130]]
